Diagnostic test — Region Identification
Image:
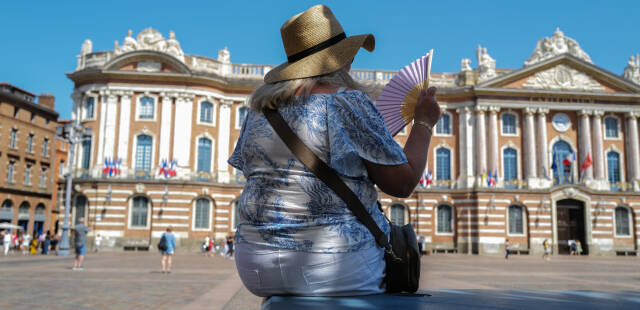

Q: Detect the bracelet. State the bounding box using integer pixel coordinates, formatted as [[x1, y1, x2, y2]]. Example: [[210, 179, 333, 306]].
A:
[[414, 120, 433, 134]]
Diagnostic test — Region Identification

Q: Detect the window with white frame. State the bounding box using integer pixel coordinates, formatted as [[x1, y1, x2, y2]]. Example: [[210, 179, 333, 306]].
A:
[[503, 148, 517, 188], [436, 148, 451, 181], [0, 200, 13, 222], [81, 134, 92, 170], [604, 117, 619, 138], [138, 96, 155, 119], [135, 135, 153, 171], [194, 198, 211, 229], [27, 134, 34, 153], [58, 160, 65, 177], [390, 204, 406, 226], [502, 113, 516, 135], [197, 138, 212, 173], [237, 106, 249, 128], [40, 167, 47, 188], [42, 138, 49, 157], [7, 161, 15, 183], [200, 101, 214, 124], [25, 164, 31, 185], [607, 151, 621, 191], [435, 113, 451, 135], [10, 129, 17, 149], [615, 206, 631, 236], [84, 97, 95, 119], [436, 205, 453, 233], [131, 196, 149, 227], [508, 205, 524, 234]]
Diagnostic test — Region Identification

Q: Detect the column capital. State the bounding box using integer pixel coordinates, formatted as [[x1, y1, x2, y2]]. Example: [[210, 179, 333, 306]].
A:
[[474, 105, 487, 113], [98, 89, 113, 97], [456, 107, 470, 114], [592, 110, 604, 117], [579, 109, 593, 117], [488, 106, 500, 113], [220, 99, 234, 107], [536, 108, 549, 115], [524, 107, 536, 115], [626, 111, 639, 119]]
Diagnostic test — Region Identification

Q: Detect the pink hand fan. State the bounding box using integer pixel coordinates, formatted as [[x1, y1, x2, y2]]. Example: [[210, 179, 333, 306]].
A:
[[376, 49, 433, 136]]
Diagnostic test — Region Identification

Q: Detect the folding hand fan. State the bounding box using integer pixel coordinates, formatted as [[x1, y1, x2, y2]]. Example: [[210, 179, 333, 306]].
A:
[[376, 49, 433, 136]]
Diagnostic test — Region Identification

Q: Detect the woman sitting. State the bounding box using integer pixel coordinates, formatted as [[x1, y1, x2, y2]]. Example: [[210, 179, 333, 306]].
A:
[[229, 5, 440, 297]]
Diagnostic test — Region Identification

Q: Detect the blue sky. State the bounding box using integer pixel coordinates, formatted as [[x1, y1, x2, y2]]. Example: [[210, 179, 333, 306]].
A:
[[2, 0, 639, 119]]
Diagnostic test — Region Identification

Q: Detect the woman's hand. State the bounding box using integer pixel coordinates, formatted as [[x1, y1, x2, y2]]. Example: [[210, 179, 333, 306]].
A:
[[414, 87, 440, 127]]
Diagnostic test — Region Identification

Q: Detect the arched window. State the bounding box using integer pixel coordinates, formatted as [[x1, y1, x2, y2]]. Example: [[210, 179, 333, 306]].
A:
[[74, 196, 87, 225], [138, 96, 155, 119], [436, 205, 453, 233], [615, 207, 631, 236], [18, 203, 30, 231], [135, 135, 153, 172], [604, 117, 619, 138], [508, 205, 524, 235], [84, 97, 95, 119], [200, 101, 213, 124], [552, 141, 573, 185], [81, 134, 92, 171], [390, 204, 406, 226], [237, 106, 249, 128], [503, 148, 518, 189], [607, 151, 621, 191], [436, 148, 451, 185], [1, 200, 14, 223], [197, 138, 212, 174], [131, 196, 149, 227], [502, 113, 516, 135], [194, 198, 210, 229], [435, 113, 451, 135]]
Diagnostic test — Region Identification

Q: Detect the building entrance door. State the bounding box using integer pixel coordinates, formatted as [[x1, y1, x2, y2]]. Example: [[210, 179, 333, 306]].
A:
[[556, 199, 588, 255]]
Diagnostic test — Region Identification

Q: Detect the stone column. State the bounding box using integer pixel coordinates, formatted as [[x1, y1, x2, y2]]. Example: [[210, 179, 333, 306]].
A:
[[626, 112, 640, 190], [591, 110, 605, 182], [536, 108, 550, 182], [158, 93, 174, 165], [172, 93, 194, 177], [578, 109, 593, 182], [487, 106, 500, 177], [95, 89, 110, 175], [217, 100, 232, 183], [475, 106, 487, 184], [523, 108, 537, 183]]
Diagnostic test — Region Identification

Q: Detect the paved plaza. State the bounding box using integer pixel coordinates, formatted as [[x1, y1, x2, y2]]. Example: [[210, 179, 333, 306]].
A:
[[0, 251, 638, 309]]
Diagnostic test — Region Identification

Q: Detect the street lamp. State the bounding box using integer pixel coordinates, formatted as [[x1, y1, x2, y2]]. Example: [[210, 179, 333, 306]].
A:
[[56, 123, 91, 256]]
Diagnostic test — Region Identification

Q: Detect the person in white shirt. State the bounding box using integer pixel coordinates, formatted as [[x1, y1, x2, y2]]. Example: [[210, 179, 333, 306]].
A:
[[94, 234, 102, 253], [3, 231, 12, 256], [21, 233, 30, 256]]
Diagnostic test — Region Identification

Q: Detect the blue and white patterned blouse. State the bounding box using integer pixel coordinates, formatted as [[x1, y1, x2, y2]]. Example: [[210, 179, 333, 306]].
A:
[[228, 90, 407, 253]]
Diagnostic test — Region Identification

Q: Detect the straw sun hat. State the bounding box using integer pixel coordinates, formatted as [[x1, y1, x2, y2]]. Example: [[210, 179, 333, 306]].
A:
[[263, 4, 375, 84]]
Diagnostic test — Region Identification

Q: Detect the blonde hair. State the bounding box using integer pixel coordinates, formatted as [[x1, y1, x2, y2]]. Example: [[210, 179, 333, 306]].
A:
[[166, 226, 172, 232], [249, 68, 375, 111]]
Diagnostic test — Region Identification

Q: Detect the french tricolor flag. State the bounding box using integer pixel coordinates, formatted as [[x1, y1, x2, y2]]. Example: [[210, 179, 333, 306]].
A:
[[562, 152, 576, 166]]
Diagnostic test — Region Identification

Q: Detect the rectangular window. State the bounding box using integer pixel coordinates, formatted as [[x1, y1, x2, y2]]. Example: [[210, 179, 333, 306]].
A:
[[25, 165, 31, 185], [85, 97, 95, 119], [10, 129, 18, 149], [138, 97, 155, 119], [508, 207, 524, 234], [435, 114, 451, 135], [604, 118, 618, 138], [40, 167, 47, 188], [502, 114, 516, 135], [7, 161, 15, 183], [42, 138, 49, 157], [59, 160, 65, 177], [27, 134, 34, 153]]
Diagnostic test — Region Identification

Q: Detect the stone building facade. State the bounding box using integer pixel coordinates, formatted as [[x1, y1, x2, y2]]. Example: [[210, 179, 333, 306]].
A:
[[67, 28, 640, 255], [0, 83, 59, 237]]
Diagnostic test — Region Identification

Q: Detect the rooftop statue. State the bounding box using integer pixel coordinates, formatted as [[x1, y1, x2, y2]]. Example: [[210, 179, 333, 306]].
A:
[[81, 39, 93, 55], [477, 45, 497, 81], [623, 54, 640, 85], [524, 28, 592, 66], [113, 28, 184, 62]]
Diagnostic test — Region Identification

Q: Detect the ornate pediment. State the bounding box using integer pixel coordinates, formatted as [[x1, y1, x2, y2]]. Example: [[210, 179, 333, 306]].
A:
[[521, 64, 605, 92], [114, 28, 184, 62], [524, 28, 592, 66]]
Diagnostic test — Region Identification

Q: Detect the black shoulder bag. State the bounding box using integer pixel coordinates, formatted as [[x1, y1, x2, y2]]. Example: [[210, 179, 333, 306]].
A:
[[263, 108, 420, 293]]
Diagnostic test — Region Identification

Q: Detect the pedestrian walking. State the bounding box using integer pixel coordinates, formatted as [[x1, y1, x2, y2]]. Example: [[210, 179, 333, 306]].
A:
[[42, 232, 50, 255], [3, 230, 11, 256], [227, 235, 234, 258], [73, 218, 90, 270], [94, 233, 102, 252], [221, 238, 228, 258], [505, 238, 511, 260], [30, 238, 37, 255], [542, 238, 551, 261], [21, 233, 31, 256], [50, 233, 59, 254], [203, 236, 210, 256], [159, 227, 176, 274]]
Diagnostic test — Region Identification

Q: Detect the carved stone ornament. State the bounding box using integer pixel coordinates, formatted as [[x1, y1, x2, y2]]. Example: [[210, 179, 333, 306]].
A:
[[461, 58, 472, 72], [81, 39, 93, 55], [524, 28, 592, 66], [137, 61, 162, 72], [476, 45, 497, 82], [430, 74, 457, 87], [563, 188, 576, 197], [522, 64, 605, 92], [623, 54, 640, 85], [135, 183, 145, 193], [114, 28, 185, 62]]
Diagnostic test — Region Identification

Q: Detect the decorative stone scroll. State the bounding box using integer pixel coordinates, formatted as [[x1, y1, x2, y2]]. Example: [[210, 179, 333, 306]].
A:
[[623, 54, 640, 85], [522, 64, 605, 91], [524, 28, 592, 66], [114, 28, 185, 62]]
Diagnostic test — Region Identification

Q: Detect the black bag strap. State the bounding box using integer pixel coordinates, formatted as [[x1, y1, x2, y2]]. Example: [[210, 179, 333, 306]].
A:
[[263, 108, 395, 256]]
